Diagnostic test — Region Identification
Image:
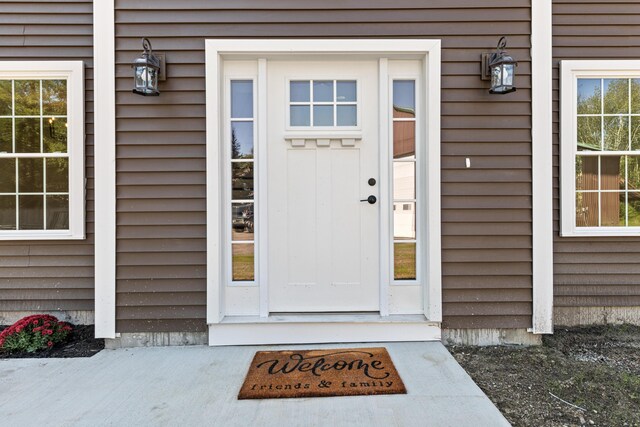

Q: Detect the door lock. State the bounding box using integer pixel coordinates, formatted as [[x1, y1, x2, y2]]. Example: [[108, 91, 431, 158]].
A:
[[368, 178, 376, 186], [360, 195, 377, 205]]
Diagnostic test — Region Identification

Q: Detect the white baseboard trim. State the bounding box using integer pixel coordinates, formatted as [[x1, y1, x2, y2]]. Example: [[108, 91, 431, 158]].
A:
[[209, 317, 440, 346]]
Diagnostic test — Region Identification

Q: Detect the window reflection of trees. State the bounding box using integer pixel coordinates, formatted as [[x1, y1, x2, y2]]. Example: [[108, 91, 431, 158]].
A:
[[576, 78, 640, 227], [0, 79, 69, 231]]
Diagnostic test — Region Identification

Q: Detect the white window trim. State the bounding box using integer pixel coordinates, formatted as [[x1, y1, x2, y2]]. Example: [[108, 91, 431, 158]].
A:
[[0, 61, 84, 240], [561, 60, 640, 237]]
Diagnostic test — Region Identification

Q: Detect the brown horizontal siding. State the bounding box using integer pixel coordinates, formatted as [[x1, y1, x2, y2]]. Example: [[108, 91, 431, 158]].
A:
[[552, 0, 640, 311], [0, 1, 94, 316], [115, 0, 532, 332]]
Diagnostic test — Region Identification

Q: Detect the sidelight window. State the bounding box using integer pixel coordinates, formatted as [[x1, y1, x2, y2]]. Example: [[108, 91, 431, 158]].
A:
[[229, 80, 255, 282], [392, 80, 417, 280]]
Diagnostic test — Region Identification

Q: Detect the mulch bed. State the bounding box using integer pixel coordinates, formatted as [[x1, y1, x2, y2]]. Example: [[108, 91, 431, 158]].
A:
[[0, 324, 104, 359], [448, 324, 640, 427]]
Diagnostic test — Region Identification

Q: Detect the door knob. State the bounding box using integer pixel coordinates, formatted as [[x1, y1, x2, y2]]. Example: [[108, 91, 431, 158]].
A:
[[360, 195, 377, 204]]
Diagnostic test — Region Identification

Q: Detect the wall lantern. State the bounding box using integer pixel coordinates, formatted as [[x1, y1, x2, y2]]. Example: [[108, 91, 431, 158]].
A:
[[481, 36, 517, 95], [132, 38, 162, 96]]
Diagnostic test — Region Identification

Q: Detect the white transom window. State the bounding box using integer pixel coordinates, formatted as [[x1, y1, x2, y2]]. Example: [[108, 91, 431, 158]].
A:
[[561, 61, 640, 236], [0, 62, 84, 240]]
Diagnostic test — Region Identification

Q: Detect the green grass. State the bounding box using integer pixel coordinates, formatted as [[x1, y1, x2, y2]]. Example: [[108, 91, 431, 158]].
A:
[[394, 242, 416, 280]]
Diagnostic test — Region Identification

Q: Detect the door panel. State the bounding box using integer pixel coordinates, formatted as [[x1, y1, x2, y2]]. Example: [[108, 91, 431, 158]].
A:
[[267, 60, 380, 312]]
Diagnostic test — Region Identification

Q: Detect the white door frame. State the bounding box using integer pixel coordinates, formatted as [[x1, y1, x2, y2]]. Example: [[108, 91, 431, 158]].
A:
[[205, 40, 442, 338]]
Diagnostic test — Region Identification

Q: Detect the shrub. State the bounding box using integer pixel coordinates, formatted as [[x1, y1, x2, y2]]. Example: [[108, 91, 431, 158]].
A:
[[0, 314, 72, 353]]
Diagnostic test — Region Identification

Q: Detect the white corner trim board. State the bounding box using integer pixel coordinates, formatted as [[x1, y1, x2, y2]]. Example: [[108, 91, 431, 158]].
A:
[[531, 0, 554, 334], [93, 0, 116, 339]]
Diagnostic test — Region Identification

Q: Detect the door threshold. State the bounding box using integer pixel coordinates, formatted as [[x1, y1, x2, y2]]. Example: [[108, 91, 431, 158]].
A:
[[220, 313, 432, 324], [209, 314, 440, 346]]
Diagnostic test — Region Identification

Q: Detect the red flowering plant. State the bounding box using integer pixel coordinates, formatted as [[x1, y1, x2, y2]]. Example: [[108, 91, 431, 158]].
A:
[[0, 314, 73, 353]]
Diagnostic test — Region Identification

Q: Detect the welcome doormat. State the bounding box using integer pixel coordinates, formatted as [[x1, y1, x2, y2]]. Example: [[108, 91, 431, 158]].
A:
[[238, 347, 406, 399]]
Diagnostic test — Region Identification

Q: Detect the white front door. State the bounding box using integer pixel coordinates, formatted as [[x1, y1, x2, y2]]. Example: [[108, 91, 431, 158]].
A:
[[267, 60, 380, 312]]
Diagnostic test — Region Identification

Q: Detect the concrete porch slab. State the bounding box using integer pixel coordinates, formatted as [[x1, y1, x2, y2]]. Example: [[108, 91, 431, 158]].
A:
[[0, 342, 510, 427]]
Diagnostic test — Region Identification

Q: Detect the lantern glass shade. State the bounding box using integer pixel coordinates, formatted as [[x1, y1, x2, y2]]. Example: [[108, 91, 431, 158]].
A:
[[489, 55, 517, 94], [132, 38, 161, 96], [503, 63, 515, 86]]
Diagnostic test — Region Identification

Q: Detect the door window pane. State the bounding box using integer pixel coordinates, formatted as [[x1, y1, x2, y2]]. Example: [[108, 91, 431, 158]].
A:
[[393, 80, 415, 118], [313, 105, 333, 126], [290, 81, 310, 102], [336, 81, 356, 102], [232, 243, 254, 281], [394, 242, 416, 280], [18, 195, 43, 230], [393, 162, 415, 200], [231, 162, 254, 200], [290, 105, 310, 126], [231, 202, 254, 241], [231, 80, 253, 118], [394, 202, 416, 240], [231, 121, 253, 159], [337, 105, 356, 126], [313, 80, 333, 102], [393, 121, 416, 159]]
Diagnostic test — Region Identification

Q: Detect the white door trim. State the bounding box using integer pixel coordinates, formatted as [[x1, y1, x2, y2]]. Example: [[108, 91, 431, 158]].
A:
[[205, 39, 442, 343], [378, 58, 390, 316]]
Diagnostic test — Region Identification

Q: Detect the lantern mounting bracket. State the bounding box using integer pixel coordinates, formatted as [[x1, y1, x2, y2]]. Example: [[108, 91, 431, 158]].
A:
[[156, 53, 167, 82], [480, 53, 493, 81]]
